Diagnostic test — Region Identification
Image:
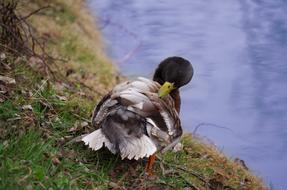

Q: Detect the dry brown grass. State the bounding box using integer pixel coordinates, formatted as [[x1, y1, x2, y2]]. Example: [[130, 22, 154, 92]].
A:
[[17, 0, 118, 94]]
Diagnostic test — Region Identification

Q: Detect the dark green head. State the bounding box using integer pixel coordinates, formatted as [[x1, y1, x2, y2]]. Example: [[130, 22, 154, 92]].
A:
[[153, 56, 194, 98]]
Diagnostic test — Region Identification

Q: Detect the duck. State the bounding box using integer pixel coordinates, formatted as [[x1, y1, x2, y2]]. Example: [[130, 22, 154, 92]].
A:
[[81, 56, 193, 174]]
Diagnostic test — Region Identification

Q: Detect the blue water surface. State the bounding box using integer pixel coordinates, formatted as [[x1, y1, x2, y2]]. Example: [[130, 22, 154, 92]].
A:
[[88, 0, 287, 189]]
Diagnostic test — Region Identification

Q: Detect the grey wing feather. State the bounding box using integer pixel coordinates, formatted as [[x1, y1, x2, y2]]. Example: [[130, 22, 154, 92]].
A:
[[100, 107, 157, 160]]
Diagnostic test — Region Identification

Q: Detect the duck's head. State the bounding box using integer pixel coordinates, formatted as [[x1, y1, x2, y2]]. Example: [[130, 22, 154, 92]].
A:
[[153, 56, 194, 98]]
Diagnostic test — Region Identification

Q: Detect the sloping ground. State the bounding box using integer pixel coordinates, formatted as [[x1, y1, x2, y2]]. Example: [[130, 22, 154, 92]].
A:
[[0, 0, 266, 189]]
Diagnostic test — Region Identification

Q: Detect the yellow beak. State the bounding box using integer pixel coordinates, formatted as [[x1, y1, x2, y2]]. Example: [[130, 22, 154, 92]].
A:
[[158, 82, 175, 98]]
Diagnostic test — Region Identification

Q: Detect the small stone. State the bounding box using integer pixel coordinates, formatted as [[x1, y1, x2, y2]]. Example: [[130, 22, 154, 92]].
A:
[[21, 90, 27, 95], [7, 116, 21, 121], [173, 142, 183, 152], [56, 95, 67, 101], [81, 121, 88, 127], [52, 157, 61, 165], [69, 126, 77, 132], [77, 91, 86, 96], [25, 185, 33, 190], [22, 105, 33, 111], [109, 182, 121, 189], [0, 90, 7, 94], [28, 91, 33, 97], [0, 53, 6, 60], [3, 140, 9, 148]]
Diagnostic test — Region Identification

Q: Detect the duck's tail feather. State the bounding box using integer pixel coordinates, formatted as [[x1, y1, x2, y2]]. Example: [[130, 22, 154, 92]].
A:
[[81, 127, 157, 160], [82, 106, 157, 160], [118, 134, 157, 160], [82, 129, 115, 154], [100, 106, 157, 160]]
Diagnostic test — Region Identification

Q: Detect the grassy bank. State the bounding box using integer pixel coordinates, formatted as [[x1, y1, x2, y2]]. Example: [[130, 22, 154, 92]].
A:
[[0, 0, 266, 189]]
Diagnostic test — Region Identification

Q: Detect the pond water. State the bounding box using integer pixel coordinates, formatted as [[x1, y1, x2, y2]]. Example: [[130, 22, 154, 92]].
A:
[[88, 0, 287, 189]]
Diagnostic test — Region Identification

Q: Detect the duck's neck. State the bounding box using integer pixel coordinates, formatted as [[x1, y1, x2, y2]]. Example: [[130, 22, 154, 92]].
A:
[[170, 89, 181, 114]]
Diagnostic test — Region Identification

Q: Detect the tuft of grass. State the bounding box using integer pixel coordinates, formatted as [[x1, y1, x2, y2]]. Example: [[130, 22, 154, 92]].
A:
[[1, 131, 53, 189], [156, 135, 266, 190], [0, 100, 18, 120]]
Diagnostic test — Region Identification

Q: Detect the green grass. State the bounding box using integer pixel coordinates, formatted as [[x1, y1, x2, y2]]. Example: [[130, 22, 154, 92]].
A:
[[0, 129, 118, 189], [0, 101, 19, 120], [29, 0, 76, 25], [0, 79, 266, 189], [58, 33, 115, 84], [0, 62, 112, 189], [1, 131, 53, 189], [0, 55, 124, 189]]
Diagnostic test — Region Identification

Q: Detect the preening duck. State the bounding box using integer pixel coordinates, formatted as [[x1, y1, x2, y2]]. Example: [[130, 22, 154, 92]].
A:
[[81, 56, 193, 173]]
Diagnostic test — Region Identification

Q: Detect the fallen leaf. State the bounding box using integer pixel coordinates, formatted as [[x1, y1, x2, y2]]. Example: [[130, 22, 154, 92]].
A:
[[77, 91, 86, 96], [0, 84, 8, 94], [56, 95, 67, 101], [0, 75, 16, 85], [0, 53, 6, 60], [28, 56, 44, 69], [173, 142, 183, 152], [22, 105, 33, 111], [2, 63, 11, 70], [3, 140, 9, 148], [69, 126, 78, 132], [7, 114, 21, 121], [25, 185, 33, 190], [54, 82, 71, 91], [28, 91, 33, 97], [81, 121, 89, 128], [52, 157, 61, 165], [57, 137, 66, 146], [109, 182, 122, 189]]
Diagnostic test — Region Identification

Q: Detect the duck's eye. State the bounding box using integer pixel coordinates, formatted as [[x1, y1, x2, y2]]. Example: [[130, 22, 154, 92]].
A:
[[167, 85, 171, 89]]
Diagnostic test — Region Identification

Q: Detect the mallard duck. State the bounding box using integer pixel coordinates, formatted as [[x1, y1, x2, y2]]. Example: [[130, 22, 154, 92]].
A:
[[81, 56, 193, 173]]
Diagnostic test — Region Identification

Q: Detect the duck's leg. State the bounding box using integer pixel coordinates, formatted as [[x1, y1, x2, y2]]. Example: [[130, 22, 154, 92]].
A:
[[145, 154, 156, 176]]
